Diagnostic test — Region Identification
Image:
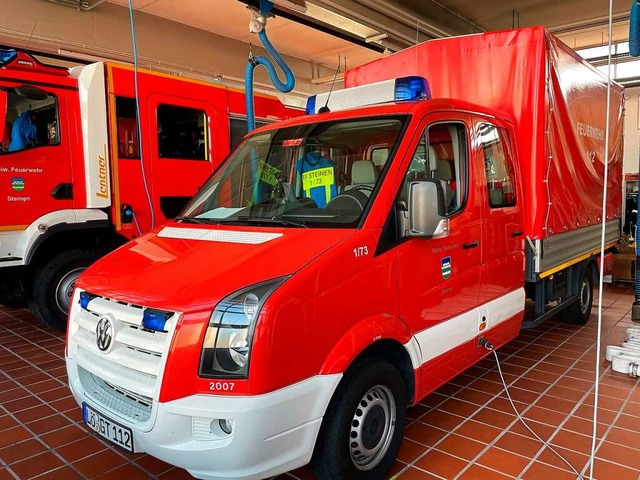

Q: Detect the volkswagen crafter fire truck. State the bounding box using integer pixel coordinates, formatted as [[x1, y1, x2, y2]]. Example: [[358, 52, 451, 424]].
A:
[[66, 27, 622, 480]]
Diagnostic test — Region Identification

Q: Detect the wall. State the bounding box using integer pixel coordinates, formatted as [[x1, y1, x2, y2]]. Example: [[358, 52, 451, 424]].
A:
[[624, 87, 640, 175], [0, 0, 336, 106]]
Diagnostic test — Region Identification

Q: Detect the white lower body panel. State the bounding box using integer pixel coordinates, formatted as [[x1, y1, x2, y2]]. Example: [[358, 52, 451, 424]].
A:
[[67, 361, 341, 480]]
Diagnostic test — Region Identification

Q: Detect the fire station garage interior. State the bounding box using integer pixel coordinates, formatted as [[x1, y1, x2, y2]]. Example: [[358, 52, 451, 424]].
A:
[[3, 0, 640, 479]]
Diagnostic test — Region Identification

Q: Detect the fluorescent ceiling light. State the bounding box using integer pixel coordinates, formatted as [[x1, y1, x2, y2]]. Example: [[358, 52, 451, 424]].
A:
[[304, 3, 379, 39], [365, 32, 388, 43], [271, 0, 307, 14]]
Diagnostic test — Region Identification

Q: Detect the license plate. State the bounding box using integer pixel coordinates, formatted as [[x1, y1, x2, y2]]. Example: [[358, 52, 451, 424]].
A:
[[83, 403, 134, 453]]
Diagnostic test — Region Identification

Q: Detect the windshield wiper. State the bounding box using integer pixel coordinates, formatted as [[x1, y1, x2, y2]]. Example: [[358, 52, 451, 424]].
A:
[[175, 216, 218, 225], [236, 216, 309, 228]]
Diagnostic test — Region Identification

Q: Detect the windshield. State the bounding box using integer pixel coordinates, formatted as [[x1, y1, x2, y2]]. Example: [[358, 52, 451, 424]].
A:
[[180, 116, 408, 228]]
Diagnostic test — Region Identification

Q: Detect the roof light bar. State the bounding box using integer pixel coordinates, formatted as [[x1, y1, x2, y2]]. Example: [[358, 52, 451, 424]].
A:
[[306, 76, 430, 114]]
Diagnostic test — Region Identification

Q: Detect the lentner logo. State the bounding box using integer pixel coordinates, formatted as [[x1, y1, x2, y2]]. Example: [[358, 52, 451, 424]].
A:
[[11, 177, 24, 192], [96, 153, 108, 199], [441, 256, 451, 279]]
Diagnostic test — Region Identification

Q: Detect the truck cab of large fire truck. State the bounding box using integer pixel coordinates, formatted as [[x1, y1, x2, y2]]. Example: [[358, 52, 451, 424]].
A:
[[0, 49, 294, 330]]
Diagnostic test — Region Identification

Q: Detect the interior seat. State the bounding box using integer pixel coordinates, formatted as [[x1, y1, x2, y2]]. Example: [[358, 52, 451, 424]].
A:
[[343, 160, 378, 195], [430, 147, 455, 207]]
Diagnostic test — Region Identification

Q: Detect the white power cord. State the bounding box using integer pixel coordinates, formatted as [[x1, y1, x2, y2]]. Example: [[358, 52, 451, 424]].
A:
[[481, 340, 584, 479], [589, 0, 614, 478]]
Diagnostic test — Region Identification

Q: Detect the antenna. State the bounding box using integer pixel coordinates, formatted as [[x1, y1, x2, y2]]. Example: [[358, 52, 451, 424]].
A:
[[318, 56, 341, 114], [25, 20, 38, 51]]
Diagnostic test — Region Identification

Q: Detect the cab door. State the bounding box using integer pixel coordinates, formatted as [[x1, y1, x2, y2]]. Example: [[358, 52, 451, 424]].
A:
[[0, 83, 73, 229], [395, 114, 484, 392], [475, 120, 525, 341], [148, 94, 222, 221]]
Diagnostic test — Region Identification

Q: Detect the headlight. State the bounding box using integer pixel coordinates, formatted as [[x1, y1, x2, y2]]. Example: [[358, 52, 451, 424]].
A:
[[199, 276, 289, 378]]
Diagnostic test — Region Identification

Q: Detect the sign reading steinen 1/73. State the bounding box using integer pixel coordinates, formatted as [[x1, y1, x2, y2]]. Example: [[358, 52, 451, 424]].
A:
[[83, 403, 133, 452]]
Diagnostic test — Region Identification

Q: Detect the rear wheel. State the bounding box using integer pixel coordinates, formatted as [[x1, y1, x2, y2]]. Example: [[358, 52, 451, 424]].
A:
[[311, 359, 406, 480], [560, 266, 593, 325], [29, 249, 98, 331]]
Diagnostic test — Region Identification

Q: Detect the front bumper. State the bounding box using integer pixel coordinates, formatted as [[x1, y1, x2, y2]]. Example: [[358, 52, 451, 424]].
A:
[[67, 357, 340, 480]]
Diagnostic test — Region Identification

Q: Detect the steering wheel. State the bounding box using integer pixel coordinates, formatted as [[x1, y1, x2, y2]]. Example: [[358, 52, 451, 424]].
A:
[[326, 189, 370, 213], [349, 184, 375, 194]]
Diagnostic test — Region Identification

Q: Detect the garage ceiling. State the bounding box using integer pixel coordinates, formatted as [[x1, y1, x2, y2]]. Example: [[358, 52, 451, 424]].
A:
[[106, 0, 383, 70], [108, 0, 633, 58], [41, 0, 638, 88], [437, 0, 630, 49]]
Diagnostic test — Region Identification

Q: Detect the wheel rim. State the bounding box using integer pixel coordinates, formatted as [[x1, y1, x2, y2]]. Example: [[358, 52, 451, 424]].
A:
[[349, 385, 396, 471], [580, 277, 591, 316], [55, 267, 85, 314]]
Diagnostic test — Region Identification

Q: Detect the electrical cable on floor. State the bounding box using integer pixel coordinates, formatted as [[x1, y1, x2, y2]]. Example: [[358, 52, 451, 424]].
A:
[[588, 0, 614, 478], [481, 340, 584, 479], [127, 0, 156, 231]]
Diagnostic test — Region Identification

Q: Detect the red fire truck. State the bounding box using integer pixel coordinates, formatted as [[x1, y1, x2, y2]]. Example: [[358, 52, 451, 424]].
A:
[[0, 49, 297, 329], [66, 28, 622, 480]]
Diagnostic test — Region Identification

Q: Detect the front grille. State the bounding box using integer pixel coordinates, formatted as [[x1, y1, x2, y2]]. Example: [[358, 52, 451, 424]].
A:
[[70, 292, 178, 424]]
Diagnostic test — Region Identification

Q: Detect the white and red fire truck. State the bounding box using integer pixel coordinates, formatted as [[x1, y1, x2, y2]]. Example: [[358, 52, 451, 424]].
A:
[[0, 49, 297, 329], [66, 27, 622, 480]]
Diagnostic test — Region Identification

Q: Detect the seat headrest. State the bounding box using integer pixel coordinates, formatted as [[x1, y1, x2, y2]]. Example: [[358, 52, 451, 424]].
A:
[[436, 159, 454, 181], [351, 160, 377, 185], [428, 146, 438, 171]]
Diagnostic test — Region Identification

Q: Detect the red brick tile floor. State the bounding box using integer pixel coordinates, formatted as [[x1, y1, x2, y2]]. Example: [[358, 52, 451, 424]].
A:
[[1, 284, 639, 479]]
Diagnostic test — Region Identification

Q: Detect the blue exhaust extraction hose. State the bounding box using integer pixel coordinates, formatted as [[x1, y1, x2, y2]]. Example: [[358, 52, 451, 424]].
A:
[[630, 1, 640, 57], [245, 0, 296, 201], [245, 29, 296, 132]]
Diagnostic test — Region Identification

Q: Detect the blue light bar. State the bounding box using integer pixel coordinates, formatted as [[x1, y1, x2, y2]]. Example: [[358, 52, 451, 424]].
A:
[[394, 76, 430, 101], [79, 292, 94, 310], [305, 95, 317, 115], [142, 309, 171, 332], [0, 49, 17, 66]]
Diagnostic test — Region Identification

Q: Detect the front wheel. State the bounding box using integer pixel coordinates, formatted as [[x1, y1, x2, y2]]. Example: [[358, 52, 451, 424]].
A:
[[29, 249, 98, 331], [559, 266, 593, 325], [311, 359, 407, 480]]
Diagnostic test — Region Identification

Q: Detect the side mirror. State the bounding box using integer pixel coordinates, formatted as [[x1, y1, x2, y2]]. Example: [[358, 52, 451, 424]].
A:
[[407, 179, 449, 238]]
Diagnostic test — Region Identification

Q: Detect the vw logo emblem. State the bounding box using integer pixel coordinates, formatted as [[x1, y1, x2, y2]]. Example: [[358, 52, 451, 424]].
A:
[[96, 315, 114, 353]]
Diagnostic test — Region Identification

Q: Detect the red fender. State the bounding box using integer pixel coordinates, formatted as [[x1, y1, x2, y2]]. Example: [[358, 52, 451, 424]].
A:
[[319, 314, 420, 399]]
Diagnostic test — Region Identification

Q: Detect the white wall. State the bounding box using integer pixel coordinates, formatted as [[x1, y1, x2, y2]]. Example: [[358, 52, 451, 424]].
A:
[[624, 87, 640, 175], [0, 0, 336, 104]]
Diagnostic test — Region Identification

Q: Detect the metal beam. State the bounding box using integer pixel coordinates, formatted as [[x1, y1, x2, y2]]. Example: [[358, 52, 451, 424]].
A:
[[241, 0, 482, 53], [356, 0, 483, 38]]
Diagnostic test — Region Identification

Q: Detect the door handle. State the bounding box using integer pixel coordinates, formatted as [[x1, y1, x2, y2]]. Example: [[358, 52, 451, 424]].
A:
[[462, 240, 479, 250], [511, 230, 524, 237]]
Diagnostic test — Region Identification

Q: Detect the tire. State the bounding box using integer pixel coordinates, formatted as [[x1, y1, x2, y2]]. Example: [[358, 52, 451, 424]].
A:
[[559, 266, 593, 325], [311, 359, 407, 480], [29, 249, 98, 331]]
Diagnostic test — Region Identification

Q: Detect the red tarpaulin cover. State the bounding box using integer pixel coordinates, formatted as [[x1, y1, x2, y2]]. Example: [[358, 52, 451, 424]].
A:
[[346, 27, 623, 240]]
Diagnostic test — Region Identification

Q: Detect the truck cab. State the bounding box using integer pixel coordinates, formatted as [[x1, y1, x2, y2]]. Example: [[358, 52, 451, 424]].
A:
[[66, 77, 526, 480], [0, 49, 297, 330]]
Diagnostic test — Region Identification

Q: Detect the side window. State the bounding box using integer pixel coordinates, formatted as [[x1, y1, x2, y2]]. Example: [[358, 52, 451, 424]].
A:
[[480, 124, 516, 208], [115, 97, 139, 159], [157, 104, 208, 160], [0, 85, 59, 154], [400, 122, 467, 213]]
